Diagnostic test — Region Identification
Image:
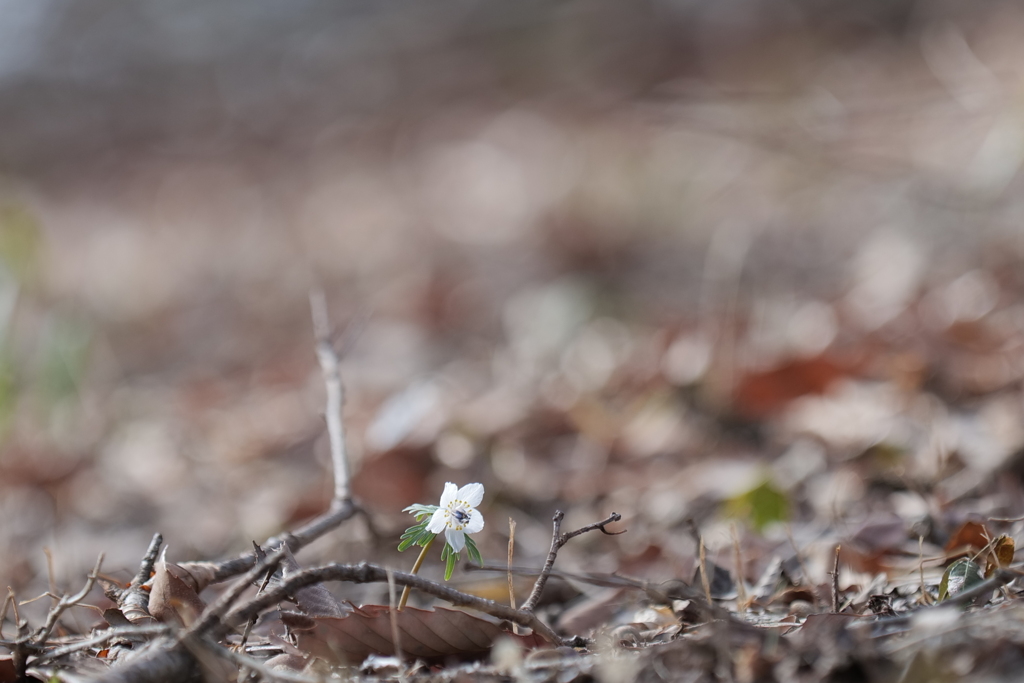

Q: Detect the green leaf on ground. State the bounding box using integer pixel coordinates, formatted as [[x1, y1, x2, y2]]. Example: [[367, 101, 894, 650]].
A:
[[939, 558, 985, 601], [726, 479, 789, 531]]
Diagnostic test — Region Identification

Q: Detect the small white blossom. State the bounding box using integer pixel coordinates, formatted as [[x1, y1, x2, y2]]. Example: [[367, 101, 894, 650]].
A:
[[426, 482, 484, 552]]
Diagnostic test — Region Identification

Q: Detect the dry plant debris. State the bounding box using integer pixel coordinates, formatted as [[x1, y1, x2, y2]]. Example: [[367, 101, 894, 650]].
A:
[[4, 287, 1024, 683], [7, 8, 1024, 681]]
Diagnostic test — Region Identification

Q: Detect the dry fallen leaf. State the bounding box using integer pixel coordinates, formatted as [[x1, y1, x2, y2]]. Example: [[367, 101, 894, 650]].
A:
[[283, 605, 545, 665], [985, 535, 1015, 577], [732, 355, 851, 419], [945, 520, 991, 556], [0, 655, 16, 683], [148, 560, 206, 625]]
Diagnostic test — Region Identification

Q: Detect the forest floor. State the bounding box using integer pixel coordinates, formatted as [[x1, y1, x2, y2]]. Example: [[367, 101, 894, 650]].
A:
[[5, 3, 1024, 682]]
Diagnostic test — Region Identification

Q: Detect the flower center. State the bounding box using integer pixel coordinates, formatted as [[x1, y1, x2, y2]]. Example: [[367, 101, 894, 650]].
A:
[[451, 506, 470, 525]]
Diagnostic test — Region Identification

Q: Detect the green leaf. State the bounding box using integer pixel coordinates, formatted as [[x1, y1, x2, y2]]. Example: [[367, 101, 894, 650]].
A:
[[939, 558, 985, 601], [399, 517, 437, 552], [465, 535, 483, 567], [400, 525, 425, 540], [403, 504, 440, 522], [444, 546, 458, 581], [725, 479, 789, 532]]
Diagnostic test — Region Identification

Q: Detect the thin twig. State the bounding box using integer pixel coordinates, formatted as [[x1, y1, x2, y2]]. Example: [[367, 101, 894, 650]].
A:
[[220, 562, 563, 644], [731, 524, 747, 611], [917, 536, 932, 606], [698, 536, 711, 606], [8, 587, 22, 628], [831, 545, 841, 613], [36, 625, 170, 662], [508, 518, 518, 635], [43, 548, 57, 607], [236, 543, 275, 656], [0, 589, 12, 639], [386, 569, 406, 680], [520, 511, 623, 614], [180, 547, 288, 642], [310, 288, 351, 505], [34, 554, 104, 645]]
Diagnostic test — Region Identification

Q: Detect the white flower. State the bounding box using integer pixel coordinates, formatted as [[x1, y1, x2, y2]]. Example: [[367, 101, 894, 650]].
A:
[[426, 482, 484, 552]]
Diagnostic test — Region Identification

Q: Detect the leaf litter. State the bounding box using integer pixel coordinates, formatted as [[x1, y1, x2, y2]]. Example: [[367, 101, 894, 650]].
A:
[[6, 7, 1024, 682]]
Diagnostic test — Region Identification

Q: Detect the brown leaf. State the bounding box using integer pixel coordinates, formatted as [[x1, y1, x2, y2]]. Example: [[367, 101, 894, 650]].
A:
[[944, 521, 990, 555], [284, 605, 544, 665], [149, 560, 206, 625], [985, 535, 1015, 577], [732, 355, 850, 419], [0, 656, 16, 683], [173, 561, 220, 593], [102, 607, 134, 628]]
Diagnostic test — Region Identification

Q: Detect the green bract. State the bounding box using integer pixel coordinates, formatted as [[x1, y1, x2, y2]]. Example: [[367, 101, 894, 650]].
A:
[[398, 504, 439, 551]]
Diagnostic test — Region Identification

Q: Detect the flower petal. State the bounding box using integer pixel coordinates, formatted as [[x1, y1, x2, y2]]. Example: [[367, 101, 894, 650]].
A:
[[458, 482, 484, 507], [426, 508, 448, 534], [439, 482, 458, 507], [464, 508, 484, 534], [446, 527, 466, 553]]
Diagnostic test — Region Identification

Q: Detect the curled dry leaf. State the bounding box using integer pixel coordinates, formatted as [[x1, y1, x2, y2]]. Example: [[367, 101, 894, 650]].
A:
[[173, 560, 220, 593], [986, 535, 1015, 577], [149, 560, 206, 625], [102, 607, 134, 628], [282, 605, 545, 665]]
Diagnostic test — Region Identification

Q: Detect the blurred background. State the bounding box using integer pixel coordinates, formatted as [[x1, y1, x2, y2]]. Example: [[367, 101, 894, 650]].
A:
[[5, 0, 1024, 623]]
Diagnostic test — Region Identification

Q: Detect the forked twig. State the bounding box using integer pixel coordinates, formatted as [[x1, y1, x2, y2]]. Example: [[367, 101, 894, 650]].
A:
[[33, 554, 104, 645], [180, 547, 288, 642], [520, 511, 624, 613]]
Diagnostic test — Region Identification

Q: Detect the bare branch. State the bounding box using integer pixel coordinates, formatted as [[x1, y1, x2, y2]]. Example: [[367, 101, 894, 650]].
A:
[[309, 288, 351, 505], [180, 547, 287, 642], [37, 625, 170, 662], [219, 562, 562, 644], [34, 554, 104, 645], [236, 542, 275, 654], [189, 502, 361, 583], [521, 511, 623, 613]]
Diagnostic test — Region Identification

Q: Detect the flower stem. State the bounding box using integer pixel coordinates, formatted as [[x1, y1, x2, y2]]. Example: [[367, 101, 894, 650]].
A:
[[398, 534, 436, 610]]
